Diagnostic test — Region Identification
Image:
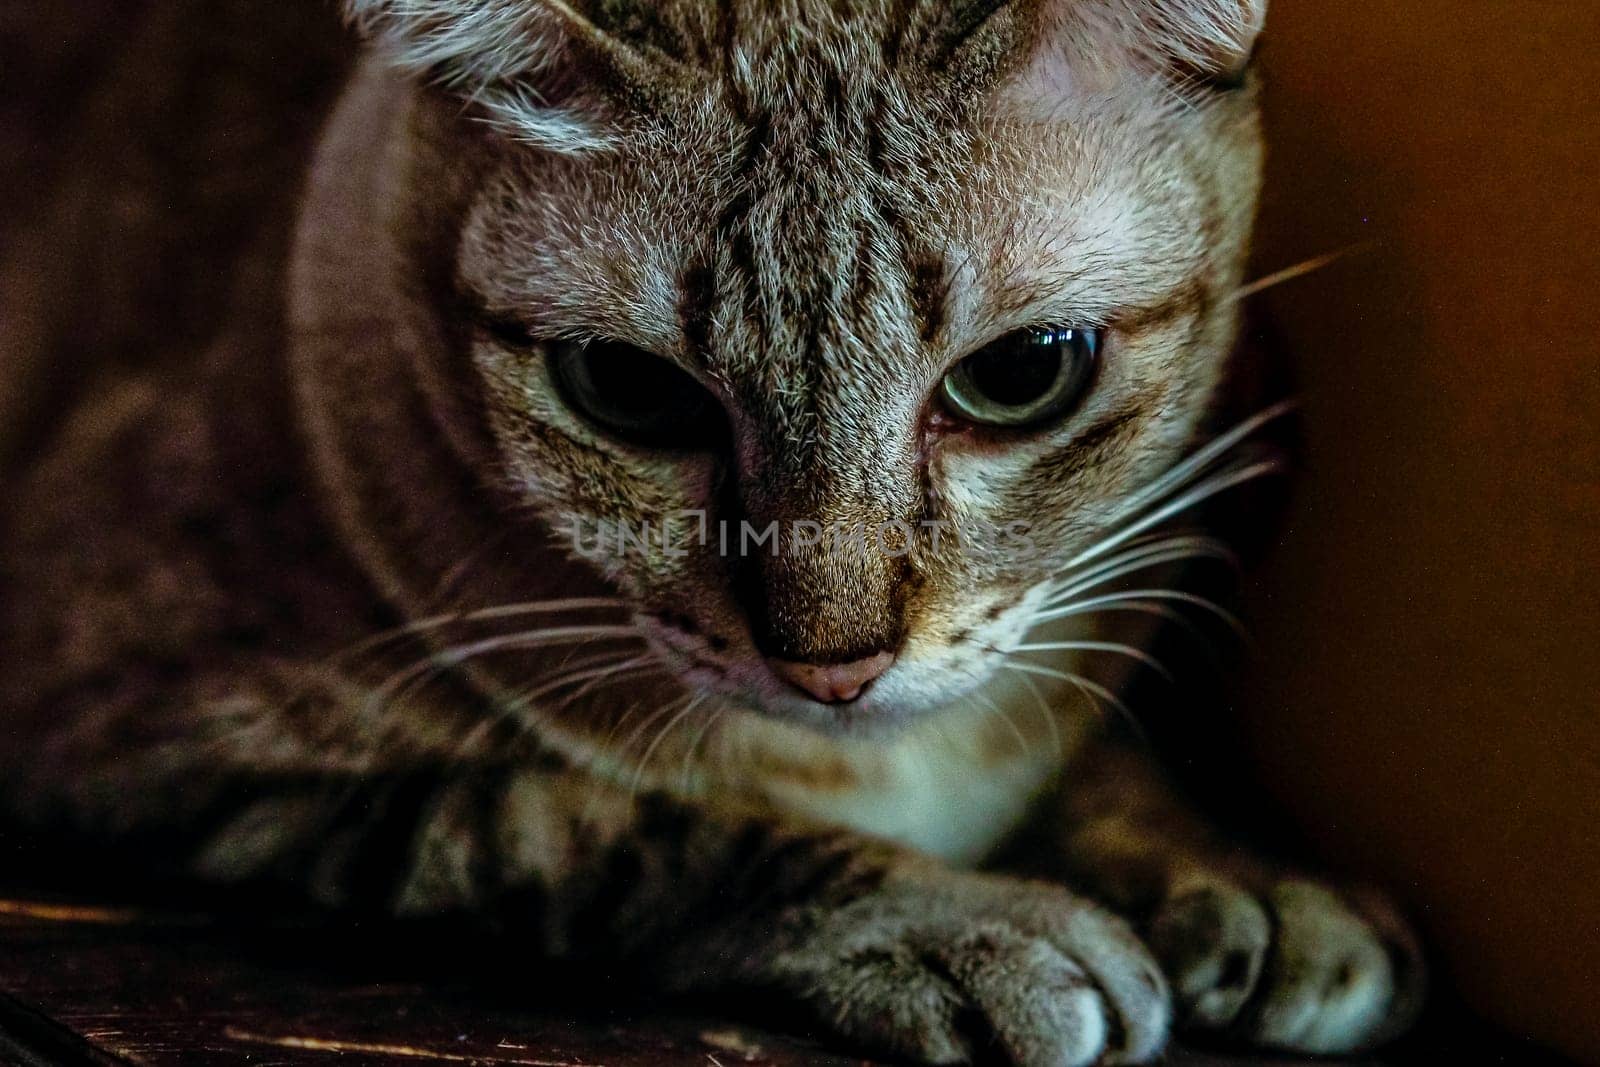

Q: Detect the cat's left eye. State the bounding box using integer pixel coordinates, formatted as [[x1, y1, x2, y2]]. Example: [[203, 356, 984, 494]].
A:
[[937, 326, 1100, 429], [547, 338, 726, 449]]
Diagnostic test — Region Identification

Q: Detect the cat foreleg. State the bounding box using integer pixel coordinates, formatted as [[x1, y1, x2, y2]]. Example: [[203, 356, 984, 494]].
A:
[[14, 672, 1168, 1067]]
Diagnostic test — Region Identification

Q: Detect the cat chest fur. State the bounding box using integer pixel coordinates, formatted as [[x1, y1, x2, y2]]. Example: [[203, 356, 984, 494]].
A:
[[714, 690, 1101, 866]]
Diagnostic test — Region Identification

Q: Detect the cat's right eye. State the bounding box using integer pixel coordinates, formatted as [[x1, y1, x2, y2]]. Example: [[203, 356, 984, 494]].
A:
[[547, 338, 725, 449], [937, 326, 1100, 430]]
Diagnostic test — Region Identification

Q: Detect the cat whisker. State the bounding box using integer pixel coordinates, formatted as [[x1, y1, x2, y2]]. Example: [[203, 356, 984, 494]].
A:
[[364, 624, 643, 724], [977, 637, 1139, 730], [1014, 670, 1065, 761], [501, 663, 671, 757], [614, 694, 694, 780], [1232, 245, 1366, 302], [1046, 533, 1236, 594], [679, 705, 730, 796], [509, 651, 659, 710], [629, 694, 707, 800], [333, 597, 631, 668], [1042, 600, 1232, 662], [1033, 589, 1247, 638], [573, 696, 659, 824], [540, 668, 676, 823], [970, 690, 1034, 760], [996, 661, 1146, 743], [1064, 457, 1285, 574], [1094, 401, 1296, 533], [394, 645, 646, 749], [564, 661, 667, 707], [1009, 641, 1174, 681], [1042, 597, 1193, 630], [343, 647, 653, 813], [1044, 536, 1238, 607]]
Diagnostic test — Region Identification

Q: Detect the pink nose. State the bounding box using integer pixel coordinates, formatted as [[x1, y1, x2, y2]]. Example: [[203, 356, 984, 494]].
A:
[[768, 652, 896, 704]]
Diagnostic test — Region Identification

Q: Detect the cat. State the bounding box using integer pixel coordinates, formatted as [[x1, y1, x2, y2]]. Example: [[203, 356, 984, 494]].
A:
[[0, 1, 1425, 1064]]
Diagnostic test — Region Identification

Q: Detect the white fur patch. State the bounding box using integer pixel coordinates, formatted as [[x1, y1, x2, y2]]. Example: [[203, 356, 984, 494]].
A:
[[764, 727, 1061, 866], [751, 667, 1101, 866]]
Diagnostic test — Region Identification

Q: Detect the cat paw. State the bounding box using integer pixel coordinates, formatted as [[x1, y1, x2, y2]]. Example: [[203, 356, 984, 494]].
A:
[[768, 869, 1171, 1065], [1145, 873, 1425, 1054]]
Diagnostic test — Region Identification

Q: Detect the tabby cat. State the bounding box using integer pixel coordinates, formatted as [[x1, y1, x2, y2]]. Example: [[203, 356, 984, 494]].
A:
[[0, 1, 1424, 1063]]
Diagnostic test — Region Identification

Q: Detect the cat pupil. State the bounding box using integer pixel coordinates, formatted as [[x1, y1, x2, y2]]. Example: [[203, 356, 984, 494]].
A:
[[938, 326, 1098, 429], [591, 343, 689, 413], [967, 335, 1066, 406], [551, 339, 722, 447]]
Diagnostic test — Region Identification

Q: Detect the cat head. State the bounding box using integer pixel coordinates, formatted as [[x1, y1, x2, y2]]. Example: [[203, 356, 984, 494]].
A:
[[339, 0, 1267, 736]]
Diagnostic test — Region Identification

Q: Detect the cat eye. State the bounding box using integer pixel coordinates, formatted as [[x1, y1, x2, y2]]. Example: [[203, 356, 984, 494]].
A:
[[937, 326, 1100, 429], [548, 338, 725, 448]]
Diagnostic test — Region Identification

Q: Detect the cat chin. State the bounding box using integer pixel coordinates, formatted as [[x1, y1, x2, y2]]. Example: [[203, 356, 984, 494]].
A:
[[747, 698, 925, 742], [712, 680, 983, 744]]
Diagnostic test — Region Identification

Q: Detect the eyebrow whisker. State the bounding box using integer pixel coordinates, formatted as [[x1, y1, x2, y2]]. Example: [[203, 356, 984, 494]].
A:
[[1232, 243, 1368, 302]]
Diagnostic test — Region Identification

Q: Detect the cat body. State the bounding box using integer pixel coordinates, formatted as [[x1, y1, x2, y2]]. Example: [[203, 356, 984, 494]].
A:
[[0, 2, 1423, 1064]]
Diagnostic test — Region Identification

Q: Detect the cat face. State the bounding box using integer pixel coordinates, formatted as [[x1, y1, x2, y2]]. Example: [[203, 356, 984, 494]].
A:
[[365, 0, 1265, 735]]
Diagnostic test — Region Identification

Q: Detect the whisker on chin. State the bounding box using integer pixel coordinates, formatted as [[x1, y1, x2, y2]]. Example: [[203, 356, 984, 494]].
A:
[[1036, 600, 1232, 666], [350, 630, 648, 781], [569, 660, 666, 703], [1014, 670, 1065, 761], [349, 644, 651, 781], [679, 705, 730, 795], [629, 694, 707, 800], [969, 690, 1034, 759], [614, 694, 693, 781], [1032, 595, 1256, 669], [365, 623, 643, 715], [995, 660, 1145, 744], [575, 696, 657, 824], [995, 403, 1299, 743]]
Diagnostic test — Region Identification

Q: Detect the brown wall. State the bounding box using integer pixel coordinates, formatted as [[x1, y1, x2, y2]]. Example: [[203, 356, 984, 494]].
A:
[[1241, 3, 1600, 1060]]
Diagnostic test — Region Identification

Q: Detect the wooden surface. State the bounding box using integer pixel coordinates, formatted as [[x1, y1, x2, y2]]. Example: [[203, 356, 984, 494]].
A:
[[0, 892, 1565, 1067], [0, 895, 844, 1067], [0, 895, 1251, 1067]]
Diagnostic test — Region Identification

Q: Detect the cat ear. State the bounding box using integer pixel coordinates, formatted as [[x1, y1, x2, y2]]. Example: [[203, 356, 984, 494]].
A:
[[343, 0, 677, 151], [1022, 0, 1266, 92], [1116, 0, 1266, 85]]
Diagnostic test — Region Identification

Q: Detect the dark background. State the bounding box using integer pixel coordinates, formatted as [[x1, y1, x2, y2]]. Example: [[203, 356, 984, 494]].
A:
[[1232, 3, 1600, 1062]]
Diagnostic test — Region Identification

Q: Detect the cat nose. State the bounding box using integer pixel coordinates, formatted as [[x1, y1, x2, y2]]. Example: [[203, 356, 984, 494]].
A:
[[767, 652, 896, 704]]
